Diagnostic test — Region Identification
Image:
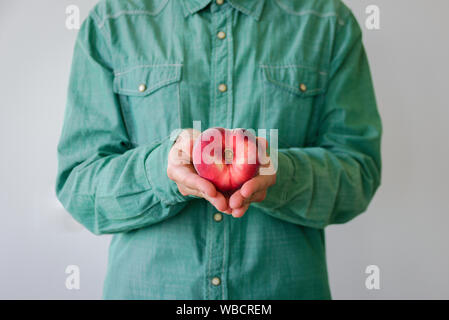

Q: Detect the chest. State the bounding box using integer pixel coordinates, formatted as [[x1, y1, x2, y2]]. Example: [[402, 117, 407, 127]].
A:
[[109, 8, 333, 148]]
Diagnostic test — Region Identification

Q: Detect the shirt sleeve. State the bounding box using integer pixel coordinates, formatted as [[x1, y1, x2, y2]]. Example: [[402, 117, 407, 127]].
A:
[[56, 14, 190, 235], [254, 11, 382, 229]]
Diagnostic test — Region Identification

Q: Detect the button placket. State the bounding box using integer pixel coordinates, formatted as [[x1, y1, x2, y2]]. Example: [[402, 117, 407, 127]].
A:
[[211, 4, 230, 127], [205, 2, 230, 300]]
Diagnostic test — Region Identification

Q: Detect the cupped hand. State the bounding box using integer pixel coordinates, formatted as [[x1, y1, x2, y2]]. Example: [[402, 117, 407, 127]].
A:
[[167, 129, 231, 213], [228, 137, 277, 218]]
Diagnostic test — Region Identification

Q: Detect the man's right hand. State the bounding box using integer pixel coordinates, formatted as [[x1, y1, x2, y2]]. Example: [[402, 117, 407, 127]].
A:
[[167, 129, 230, 213]]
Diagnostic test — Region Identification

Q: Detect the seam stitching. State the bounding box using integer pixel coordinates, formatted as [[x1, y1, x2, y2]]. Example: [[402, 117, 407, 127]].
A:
[[90, 11, 113, 47], [97, 1, 169, 29], [266, 76, 324, 94], [274, 0, 344, 25], [226, 9, 233, 129], [187, 2, 209, 15], [114, 64, 183, 76], [116, 76, 180, 95], [262, 70, 325, 95], [229, 0, 252, 17], [260, 64, 328, 76], [222, 217, 226, 299], [262, 69, 267, 130], [177, 79, 181, 129], [212, 11, 219, 126], [74, 38, 114, 75], [207, 211, 213, 299]]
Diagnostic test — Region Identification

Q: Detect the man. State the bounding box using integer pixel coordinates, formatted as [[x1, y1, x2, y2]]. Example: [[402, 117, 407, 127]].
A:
[[57, 0, 381, 299]]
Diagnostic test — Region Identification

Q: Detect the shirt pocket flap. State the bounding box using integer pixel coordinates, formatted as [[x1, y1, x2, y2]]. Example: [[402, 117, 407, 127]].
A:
[[113, 64, 182, 97], [260, 65, 327, 97]]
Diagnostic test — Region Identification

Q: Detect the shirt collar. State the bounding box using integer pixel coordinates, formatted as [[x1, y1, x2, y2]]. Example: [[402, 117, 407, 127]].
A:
[[180, 0, 265, 21]]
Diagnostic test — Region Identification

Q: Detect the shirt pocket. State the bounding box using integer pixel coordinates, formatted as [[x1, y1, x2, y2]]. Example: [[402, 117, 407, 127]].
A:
[[260, 65, 327, 147], [113, 64, 183, 145]]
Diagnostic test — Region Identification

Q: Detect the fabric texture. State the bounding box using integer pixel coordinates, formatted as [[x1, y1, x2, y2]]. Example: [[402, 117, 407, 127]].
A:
[[56, 0, 382, 299]]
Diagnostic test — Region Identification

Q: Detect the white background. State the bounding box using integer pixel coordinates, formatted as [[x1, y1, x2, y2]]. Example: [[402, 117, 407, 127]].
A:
[[0, 0, 448, 299]]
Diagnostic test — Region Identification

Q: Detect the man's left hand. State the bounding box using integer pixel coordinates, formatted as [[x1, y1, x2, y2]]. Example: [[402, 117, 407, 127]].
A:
[[228, 139, 276, 218]]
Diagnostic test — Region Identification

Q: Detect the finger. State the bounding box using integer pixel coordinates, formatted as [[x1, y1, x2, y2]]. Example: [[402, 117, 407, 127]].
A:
[[221, 194, 233, 215], [169, 134, 193, 165], [228, 188, 266, 210], [168, 145, 192, 165], [205, 192, 229, 213], [240, 175, 275, 199], [257, 136, 269, 149], [178, 184, 202, 197], [231, 203, 250, 218], [222, 208, 233, 215], [229, 190, 245, 209], [177, 135, 194, 158], [170, 166, 217, 198], [181, 184, 229, 212], [249, 190, 267, 203], [178, 128, 201, 142], [177, 129, 201, 159], [256, 137, 270, 166]]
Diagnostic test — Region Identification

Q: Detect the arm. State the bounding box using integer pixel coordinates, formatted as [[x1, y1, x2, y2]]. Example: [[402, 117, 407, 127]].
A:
[[56, 15, 216, 235], [230, 11, 382, 228]]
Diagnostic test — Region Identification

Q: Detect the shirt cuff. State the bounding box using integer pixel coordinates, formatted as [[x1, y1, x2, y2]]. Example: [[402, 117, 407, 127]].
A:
[[145, 136, 187, 205], [256, 151, 295, 209]]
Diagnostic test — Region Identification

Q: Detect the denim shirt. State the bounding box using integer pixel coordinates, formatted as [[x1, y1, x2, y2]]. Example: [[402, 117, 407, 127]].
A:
[[56, 0, 382, 299]]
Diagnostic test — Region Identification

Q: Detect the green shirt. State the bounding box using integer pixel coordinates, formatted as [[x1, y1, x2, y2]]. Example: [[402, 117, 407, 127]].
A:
[[56, 0, 382, 299]]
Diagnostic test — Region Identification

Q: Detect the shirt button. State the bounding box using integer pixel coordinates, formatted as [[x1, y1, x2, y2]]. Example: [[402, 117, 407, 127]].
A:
[[211, 277, 221, 286], [217, 31, 226, 40], [216, 0, 224, 5], [213, 213, 223, 222], [218, 83, 227, 93], [138, 84, 147, 92], [299, 83, 307, 92]]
